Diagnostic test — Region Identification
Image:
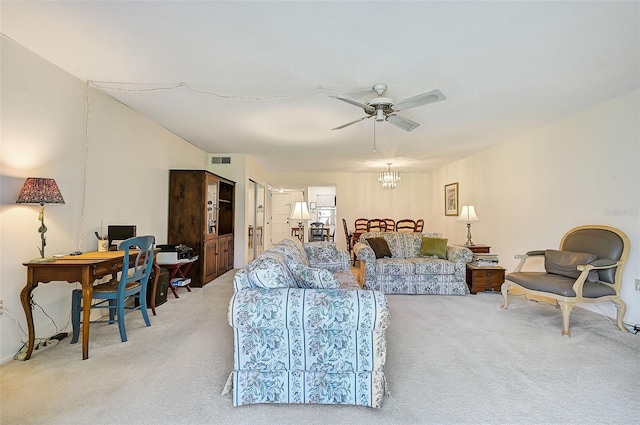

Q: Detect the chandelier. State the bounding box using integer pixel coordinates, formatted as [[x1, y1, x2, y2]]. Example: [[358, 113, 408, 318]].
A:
[[378, 163, 401, 189]]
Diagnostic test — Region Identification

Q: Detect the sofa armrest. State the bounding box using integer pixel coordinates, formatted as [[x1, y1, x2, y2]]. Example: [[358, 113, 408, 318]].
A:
[[232, 268, 254, 291], [229, 287, 390, 331], [446, 245, 473, 263], [353, 242, 375, 263]]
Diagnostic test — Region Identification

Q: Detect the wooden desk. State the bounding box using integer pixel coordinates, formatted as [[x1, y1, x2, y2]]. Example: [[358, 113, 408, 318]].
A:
[[21, 251, 159, 360], [248, 225, 263, 248], [291, 227, 304, 241]]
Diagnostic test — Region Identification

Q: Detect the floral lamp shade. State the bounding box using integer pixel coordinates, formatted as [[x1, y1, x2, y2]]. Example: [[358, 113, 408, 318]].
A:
[[16, 178, 65, 205]]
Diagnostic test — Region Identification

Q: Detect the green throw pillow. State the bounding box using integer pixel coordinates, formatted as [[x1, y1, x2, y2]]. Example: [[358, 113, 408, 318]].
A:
[[420, 237, 448, 259], [367, 237, 392, 259]]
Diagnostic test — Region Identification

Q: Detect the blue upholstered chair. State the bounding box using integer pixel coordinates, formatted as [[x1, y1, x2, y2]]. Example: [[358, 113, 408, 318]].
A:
[[71, 235, 155, 344]]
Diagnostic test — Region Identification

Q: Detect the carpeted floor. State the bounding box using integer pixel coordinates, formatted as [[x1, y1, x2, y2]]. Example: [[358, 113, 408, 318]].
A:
[[1, 270, 639, 425]]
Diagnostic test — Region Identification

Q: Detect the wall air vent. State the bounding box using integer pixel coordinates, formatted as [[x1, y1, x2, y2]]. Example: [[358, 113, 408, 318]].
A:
[[211, 156, 231, 164]]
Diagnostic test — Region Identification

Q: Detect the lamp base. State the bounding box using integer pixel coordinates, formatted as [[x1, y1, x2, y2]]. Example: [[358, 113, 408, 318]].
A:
[[29, 257, 57, 263], [465, 223, 475, 246]]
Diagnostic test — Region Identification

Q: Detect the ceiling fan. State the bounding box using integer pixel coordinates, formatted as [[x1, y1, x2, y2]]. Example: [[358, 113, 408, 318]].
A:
[[331, 83, 446, 132]]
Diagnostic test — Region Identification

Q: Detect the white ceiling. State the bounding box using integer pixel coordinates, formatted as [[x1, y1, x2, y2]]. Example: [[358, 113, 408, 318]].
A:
[[2, 1, 639, 174]]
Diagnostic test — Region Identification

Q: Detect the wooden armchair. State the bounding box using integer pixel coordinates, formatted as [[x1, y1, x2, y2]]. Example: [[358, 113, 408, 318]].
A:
[[501, 225, 630, 336]]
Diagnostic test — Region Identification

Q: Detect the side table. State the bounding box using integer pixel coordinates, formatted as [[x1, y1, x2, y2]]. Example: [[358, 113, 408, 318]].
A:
[[462, 244, 491, 254], [158, 256, 198, 298], [466, 263, 505, 294]]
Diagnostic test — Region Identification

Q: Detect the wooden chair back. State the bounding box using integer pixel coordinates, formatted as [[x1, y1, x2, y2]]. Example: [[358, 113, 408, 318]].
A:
[[367, 219, 386, 232], [354, 218, 368, 231], [396, 219, 417, 232]]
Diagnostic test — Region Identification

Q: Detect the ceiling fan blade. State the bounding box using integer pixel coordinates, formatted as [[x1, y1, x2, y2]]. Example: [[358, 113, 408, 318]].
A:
[[392, 89, 446, 112], [386, 114, 420, 132], [332, 95, 376, 114], [331, 116, 371, 130]]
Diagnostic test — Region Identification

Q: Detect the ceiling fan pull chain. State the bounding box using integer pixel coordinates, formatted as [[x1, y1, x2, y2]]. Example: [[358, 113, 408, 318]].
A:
[[373, 120, 376, 152]]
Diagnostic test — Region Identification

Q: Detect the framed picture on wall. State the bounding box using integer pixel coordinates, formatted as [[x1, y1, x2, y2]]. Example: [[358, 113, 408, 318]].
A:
[[309, 202, 317, 212], [444, 182, 459, 216]]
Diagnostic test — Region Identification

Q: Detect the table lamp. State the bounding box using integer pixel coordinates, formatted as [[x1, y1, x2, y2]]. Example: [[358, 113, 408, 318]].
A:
[[16, 177, 65, 262], [289, 201, 310, 230], [457, 205, 479, 246]]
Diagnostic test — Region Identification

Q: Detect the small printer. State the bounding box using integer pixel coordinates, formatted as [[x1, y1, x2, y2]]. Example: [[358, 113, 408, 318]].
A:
[[156, 244, 194, 263]]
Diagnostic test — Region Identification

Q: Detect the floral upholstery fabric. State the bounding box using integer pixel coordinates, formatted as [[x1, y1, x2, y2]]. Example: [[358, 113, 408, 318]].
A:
[[234, 240, 354, 291], [246, 251, 297, 289], [289, 262, 340, 289], [271, 239, 309, 266], [303, 241, 350, 271], [354, 232, 472, 295], [225, 288, 390, 408]]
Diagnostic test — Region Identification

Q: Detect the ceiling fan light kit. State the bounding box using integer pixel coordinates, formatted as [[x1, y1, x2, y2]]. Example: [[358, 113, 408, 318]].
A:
[[332, 83, 446, 132]]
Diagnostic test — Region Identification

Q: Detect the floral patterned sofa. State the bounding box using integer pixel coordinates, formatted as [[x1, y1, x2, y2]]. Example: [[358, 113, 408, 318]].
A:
[[223, 238, 390, 408], [354, 232, 472, 295]]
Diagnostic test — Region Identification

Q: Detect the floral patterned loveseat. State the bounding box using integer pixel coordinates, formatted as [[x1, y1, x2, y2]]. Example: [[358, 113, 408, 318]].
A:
[[223, 238, 390, 408], [354, 232, 473, 295]]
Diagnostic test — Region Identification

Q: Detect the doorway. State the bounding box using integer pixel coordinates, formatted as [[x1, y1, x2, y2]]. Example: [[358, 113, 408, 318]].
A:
[[270, 190, 303, 244]]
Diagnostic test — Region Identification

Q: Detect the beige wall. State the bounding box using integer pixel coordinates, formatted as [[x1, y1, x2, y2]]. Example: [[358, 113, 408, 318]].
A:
[[0, 36, 207, 362], [426, 89, 640, 325]]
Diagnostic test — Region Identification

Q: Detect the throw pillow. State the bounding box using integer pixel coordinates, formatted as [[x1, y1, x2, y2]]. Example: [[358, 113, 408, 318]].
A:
[[367, 237, 392, 259], [420, 237, 448, 259], [247, 255, 297, 289], [288, 262, 340, 289], [544, 249, 599, 282]]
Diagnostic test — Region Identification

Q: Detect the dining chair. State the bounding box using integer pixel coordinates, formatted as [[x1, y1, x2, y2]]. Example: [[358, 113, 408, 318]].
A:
[[383, 218, 395, 232], [309, 222, 327, 241], [396, 219, 417, 232], [367, 218, 386, 232], [415, 219, 424, 232], [354, 218, 368, 232], [342, 218, 355, 265], [71, 235, 155, 344]]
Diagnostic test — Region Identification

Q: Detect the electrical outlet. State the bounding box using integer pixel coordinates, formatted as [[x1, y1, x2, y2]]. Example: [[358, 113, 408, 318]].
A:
[[636, 279, 640, 291]]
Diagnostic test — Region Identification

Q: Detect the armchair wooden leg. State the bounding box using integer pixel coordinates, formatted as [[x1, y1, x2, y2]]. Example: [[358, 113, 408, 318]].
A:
[[558, 301, 575, 337], [500, 281, 511, 309], [612, 299, 628, 332]]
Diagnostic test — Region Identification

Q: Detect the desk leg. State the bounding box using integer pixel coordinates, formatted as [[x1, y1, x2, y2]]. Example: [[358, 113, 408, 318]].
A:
[[81, 272, 94, 360], [19, 274, 37, 361]]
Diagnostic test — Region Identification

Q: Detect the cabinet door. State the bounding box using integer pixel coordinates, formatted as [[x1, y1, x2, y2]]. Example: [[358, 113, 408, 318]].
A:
[[225, 237, 234, 271], [203, 239, 218, 283], [218, 237, 228, 276]]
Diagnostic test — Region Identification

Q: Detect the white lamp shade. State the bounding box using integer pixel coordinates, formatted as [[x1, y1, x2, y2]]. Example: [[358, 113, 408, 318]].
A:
[[457, 205, 479, 222], [288, 201, 310, 221]]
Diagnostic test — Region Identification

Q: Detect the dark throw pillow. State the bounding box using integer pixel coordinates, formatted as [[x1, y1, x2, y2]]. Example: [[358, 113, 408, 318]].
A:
[[544, 249, 599, 282], [420, 237, 448, 259], [367, 237, 392, 259]]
